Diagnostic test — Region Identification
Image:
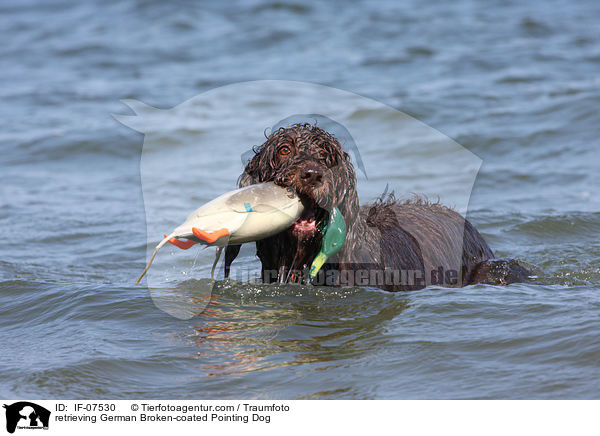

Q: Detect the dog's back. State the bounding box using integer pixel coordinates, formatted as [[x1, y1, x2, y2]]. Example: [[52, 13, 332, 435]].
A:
[[331, 199, 528, 290]]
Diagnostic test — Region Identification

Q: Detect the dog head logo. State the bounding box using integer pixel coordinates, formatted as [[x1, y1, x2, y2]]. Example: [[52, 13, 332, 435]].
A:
[[3, 402, 50, 433]]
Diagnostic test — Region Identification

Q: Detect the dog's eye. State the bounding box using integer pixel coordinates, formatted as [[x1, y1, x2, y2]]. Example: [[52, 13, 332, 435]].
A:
[[278, 145, 291, 156]]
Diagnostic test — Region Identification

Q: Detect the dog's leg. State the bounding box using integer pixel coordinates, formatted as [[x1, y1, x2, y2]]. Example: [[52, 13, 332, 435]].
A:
[[224, 244, 241, 279], [467, 258, 532, 285]]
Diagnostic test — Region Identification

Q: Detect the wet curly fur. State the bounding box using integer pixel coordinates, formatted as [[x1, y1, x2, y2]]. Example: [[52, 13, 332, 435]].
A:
[[224, 123, 529, 291]]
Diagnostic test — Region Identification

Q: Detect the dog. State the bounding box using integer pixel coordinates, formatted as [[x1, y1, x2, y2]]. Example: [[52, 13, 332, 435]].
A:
[[224, 123, 529, 291]]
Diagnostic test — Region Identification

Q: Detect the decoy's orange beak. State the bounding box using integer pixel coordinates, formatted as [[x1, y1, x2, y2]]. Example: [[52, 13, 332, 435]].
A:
[[165, 235, 197, 250], [165, 228, 229, 250], [191, 227, 229, 244]]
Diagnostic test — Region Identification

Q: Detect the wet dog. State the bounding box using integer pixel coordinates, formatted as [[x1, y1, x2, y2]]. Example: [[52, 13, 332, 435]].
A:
[[224, 123, 529, 291]]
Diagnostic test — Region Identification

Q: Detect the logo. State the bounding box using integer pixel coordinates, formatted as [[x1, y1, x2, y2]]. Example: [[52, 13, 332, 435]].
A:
[[3, 402, 50, 434]]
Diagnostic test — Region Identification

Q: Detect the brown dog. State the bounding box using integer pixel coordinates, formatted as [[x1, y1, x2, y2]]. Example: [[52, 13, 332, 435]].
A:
[[224, 123, 529, 291]]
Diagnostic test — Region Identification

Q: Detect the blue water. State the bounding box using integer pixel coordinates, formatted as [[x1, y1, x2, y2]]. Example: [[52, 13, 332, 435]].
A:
[[1, 0, 599, 399]]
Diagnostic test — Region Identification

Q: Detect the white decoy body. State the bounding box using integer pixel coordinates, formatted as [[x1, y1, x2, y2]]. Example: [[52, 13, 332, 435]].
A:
[[135, 182, 304, 284]]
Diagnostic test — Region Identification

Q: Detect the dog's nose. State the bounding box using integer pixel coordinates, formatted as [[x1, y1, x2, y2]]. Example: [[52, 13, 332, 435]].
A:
[[300, 168, 323, 185]]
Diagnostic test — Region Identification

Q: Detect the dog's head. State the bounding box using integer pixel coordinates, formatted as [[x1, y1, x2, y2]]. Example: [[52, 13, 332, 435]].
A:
[[240, 123, 358, 242]]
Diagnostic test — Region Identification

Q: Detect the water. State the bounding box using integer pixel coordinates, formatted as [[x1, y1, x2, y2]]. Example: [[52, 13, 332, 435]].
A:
[[1, 0, 599, 399]]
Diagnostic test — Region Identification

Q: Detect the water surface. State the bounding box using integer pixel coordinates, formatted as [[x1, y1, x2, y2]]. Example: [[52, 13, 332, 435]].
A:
[[1, 0, 599, 399]]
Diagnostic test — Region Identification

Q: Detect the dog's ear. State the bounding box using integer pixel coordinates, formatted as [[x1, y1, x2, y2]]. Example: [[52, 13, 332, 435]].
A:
[[238, 171, 256, 188], [332, 155, 359, 229], [337, 187, 359, 229]]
